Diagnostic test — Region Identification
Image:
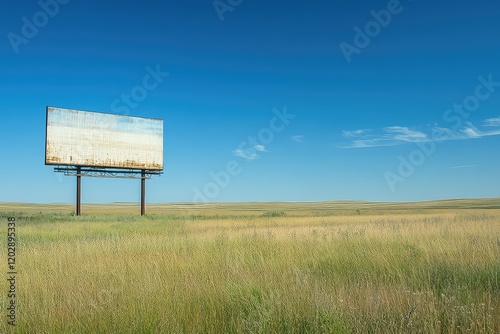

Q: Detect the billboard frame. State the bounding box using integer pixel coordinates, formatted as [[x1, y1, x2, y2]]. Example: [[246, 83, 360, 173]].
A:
[[45, 106, 164, 170], [45, 106, 164, 216]]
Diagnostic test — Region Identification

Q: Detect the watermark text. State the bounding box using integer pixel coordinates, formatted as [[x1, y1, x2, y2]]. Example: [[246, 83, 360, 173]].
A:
[[6, 217, 17, 327]]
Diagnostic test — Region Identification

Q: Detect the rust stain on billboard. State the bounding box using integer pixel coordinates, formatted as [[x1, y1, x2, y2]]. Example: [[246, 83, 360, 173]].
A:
[[45, 107, 164, 170]]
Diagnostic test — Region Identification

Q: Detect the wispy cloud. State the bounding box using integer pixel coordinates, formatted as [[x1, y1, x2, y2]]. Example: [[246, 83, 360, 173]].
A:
[[291, 135, 304, 143], [338, 118, 500, 149], [338, 126, 429, 148], [233, 145, 268, 160], [342, 129, 370, 137], [253, 145, 267, 152], [451, 164, 479, 169], [483, 117, 500, 127], [383, 126, 428, 142], [233, 149, 259, 160], [341, 139, 400, 149]]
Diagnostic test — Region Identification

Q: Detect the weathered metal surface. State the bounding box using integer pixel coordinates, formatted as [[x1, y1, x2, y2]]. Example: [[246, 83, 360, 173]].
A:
[[45, 107, 163, 170]]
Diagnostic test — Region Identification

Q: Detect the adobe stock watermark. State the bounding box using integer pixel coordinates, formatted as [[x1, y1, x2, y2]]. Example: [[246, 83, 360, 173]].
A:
[[6, 217, 18, 326], [193, 106, 295, 202], [6, 217, 17, 327], [79, 274, 125, 313], [339, 0, 412, 64], [51, 64, 168, 185], [111, 64, 169, 114], [88, 283, 124, 312], [81, 64, 168, 161], [385, 74, 500, 192], [213, 0, 243, 21], [7, 0, 71, 54]]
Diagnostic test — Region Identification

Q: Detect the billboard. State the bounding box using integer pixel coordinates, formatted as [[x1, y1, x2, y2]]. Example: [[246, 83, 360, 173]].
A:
[[45, 107, 163, 170]]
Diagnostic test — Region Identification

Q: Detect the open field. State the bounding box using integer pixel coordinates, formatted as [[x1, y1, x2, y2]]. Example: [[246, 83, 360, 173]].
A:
[[1, 199, 499, 333]]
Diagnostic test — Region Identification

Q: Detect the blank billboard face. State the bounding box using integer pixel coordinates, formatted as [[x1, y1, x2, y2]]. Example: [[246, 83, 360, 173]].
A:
[[45, 107, 163, 170]]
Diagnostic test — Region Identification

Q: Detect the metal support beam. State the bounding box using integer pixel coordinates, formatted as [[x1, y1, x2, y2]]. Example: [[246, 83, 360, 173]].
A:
[[76, 166, 82, 216], [54, 166, 161, 179], [141, 170, 146, 216], [54, 165, 162, 215]]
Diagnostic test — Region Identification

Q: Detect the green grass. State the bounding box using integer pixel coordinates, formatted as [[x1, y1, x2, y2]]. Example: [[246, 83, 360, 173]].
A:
[[0, 201, 499, 333]]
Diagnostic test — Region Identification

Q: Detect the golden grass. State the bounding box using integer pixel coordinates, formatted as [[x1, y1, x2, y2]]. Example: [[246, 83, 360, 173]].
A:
[[2, 197, 500, 215], [0, 201, 499, 333]]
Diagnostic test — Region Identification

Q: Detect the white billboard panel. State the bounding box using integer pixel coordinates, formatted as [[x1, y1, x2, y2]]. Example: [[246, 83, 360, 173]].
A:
[[45, 107, 163, 170]]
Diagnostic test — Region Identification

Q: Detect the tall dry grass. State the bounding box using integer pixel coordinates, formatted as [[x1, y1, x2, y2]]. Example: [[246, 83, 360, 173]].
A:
[[0, 207, 499, 333]]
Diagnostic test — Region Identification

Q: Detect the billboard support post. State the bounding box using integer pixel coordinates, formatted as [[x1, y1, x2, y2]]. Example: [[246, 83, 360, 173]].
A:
[[76, 166, 81, 216], [141, 170, 146, 216]]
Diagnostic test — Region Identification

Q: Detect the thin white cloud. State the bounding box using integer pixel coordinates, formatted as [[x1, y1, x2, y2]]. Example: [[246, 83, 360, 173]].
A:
[[483, 117, 500, 127], [233, 149, 259, 160], [462, 121, 500, 138], [233, 145, 267, 160], [342, 129, 370, 137], [338, 118, 500, 149], [383, 126, 428, 142], [291, 135, 304, 143], [462, 126, 480, 138], [253, 145, 267, 152], [451, 164, 479, 169], [340, 139, 400, 149], [338, 126, 428, 148]]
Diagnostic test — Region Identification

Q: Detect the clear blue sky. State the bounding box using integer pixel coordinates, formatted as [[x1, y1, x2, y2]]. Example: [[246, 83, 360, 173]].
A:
[[1, 0, 500, 203]]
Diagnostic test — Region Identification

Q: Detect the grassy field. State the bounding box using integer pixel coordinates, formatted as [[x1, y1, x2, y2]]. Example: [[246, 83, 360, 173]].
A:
[[1, 199, 499, 333]]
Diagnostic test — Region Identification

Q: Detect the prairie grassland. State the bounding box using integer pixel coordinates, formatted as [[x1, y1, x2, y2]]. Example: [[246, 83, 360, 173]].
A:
[[0, 201, 499, 333]]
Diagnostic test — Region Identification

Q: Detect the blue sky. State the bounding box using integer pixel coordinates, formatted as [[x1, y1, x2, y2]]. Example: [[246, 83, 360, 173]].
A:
[[1, 0, 500, 203]]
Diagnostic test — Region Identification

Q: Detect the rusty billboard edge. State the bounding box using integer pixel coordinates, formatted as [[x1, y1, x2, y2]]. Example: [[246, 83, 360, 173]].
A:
[[45, 106, 164, 171]]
